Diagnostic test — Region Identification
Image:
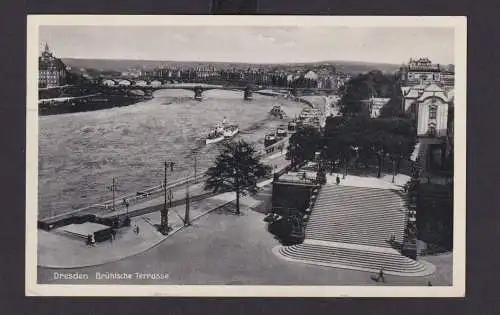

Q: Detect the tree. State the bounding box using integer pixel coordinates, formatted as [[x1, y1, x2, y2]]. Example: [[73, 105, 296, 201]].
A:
[[379, 89, 403, 118], [288, 125, 322, 166], [340, 70, 396, 116], [205, 140, 271, 215]]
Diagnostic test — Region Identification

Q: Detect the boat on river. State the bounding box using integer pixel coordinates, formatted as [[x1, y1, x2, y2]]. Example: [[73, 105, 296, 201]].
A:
[[223, 124, 239, 138], [205, 122, 225, 144], [270, 104, 286, 118], [205, 118, 239, 144], [264, 134, 278, 147], [276, 125, 287, 138]]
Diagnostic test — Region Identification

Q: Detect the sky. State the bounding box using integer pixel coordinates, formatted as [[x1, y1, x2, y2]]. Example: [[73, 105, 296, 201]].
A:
[[39, 26, 455, 65]]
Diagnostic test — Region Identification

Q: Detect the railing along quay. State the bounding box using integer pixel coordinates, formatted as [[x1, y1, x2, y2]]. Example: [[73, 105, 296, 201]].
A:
[[39, 173, 207, 223]]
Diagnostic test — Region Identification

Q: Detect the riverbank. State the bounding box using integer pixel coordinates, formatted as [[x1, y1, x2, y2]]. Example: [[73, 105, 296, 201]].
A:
[[38, 89, 305, 218], [39, 92, 152, 116]]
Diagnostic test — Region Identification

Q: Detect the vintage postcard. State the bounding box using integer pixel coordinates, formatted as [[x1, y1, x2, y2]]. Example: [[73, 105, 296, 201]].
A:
[[26, 15, 466, 297]]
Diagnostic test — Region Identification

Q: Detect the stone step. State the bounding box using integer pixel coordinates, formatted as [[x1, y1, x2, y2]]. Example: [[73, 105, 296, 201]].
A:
[[297, 185, 410, 264], [279, 243, 427, 274], [317, 190, 402, 198], [307, 214, 405, 223], [305, 235, 399, 248], [307, 216, 405, 225], [311, 210, 404, 219], [314, 198, 404, 208], [283, 245, 421, 270], [316, 191, 403, 201], [306, 225, 405, 235], [315, 194, 405, 204], [307, 217, 404, 226], [305, 234, 401, 246]]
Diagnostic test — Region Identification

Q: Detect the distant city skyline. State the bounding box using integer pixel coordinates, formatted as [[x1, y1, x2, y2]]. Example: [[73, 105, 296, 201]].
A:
[[39, 26, 454, 65]]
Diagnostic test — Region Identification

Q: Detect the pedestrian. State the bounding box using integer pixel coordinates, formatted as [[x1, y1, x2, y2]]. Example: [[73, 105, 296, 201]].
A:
[[376, 268, 385, 282], [336, 175, 340, 185], [390, 232, 396, 243], [86, 234, 92, 247], [136, 225, 140, 235], [90, 234, 96, 247]]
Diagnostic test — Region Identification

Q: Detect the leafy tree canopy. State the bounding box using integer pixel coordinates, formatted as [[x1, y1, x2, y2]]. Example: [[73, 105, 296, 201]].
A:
[[205, 140, 271, 214], [288, 125, 322, 164], [340, 70, 397, 116]]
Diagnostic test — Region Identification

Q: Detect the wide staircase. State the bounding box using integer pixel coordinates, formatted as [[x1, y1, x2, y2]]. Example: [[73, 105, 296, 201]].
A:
[[276, 185, 435, 276]]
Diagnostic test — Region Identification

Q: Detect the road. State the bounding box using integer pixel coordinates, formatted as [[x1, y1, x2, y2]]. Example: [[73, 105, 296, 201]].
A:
[[37, 178, 450, 286]]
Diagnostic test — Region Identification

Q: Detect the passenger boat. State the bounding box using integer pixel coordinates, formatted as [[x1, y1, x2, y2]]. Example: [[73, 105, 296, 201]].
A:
[[276, 125, 287, 138], [223, 124, 239, 138], [205, 123, 225, 144], [270, 104, 286, 118], [264, 134, 278, 147]]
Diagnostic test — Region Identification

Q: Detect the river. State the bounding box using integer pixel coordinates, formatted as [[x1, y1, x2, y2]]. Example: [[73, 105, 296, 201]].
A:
[[38, 89, 308, 218]]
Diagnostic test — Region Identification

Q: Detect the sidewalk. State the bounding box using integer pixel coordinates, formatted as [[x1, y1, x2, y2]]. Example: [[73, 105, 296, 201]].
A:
[[324, 172, 411, 190], [38, 193, 233, 269], [38, 179, 276, 269]]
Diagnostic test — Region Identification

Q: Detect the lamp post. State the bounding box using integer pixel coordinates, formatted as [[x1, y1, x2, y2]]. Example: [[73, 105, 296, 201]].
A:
[[107, 177, 118, 212], [392, 156, 397, 183], [185, 180, 190, 226], [161, 161, 168, 234], [194, 154, 198, 184], [161, 160, 174, 235]]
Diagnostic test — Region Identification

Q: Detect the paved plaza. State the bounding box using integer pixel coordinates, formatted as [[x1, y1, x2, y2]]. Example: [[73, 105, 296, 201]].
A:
[[38, 174, 452, 286]]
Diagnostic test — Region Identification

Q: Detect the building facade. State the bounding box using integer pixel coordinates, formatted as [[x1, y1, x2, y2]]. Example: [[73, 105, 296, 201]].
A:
[[399, 58, 455, 88], [402, 82, 454, 174], [39, 43, 69, 88], [401, 83, 452, 138], [400, 58, 442, 86]]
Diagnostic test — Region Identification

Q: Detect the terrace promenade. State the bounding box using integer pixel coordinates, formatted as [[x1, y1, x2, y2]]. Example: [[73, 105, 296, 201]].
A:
[[38, 151, 290, 269]]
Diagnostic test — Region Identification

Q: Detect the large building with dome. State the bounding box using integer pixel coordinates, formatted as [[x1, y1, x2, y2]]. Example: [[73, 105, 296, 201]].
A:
[[38, 42, 70, 88]]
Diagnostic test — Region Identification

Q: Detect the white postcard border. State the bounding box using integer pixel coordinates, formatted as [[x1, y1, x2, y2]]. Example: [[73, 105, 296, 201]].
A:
[[26, 15, 467, 297]]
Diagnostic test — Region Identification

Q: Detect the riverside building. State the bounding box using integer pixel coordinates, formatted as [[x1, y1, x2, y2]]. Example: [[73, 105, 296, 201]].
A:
[[38, 42, 69, 88]]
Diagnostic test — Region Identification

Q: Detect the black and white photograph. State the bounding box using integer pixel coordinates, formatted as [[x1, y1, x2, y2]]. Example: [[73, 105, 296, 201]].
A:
[[26, 15, 466, 297]]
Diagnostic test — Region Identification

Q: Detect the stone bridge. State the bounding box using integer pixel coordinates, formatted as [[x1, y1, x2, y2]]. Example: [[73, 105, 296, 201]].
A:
[[102, 81, 336, 101], [105, 82, 256, 100]]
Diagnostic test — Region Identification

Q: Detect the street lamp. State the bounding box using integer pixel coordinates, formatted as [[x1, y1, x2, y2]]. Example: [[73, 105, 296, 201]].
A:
[[161, 160, 174, 235]]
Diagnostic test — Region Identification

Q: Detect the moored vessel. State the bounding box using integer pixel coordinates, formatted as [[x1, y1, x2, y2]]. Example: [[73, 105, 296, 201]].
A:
[[276, 125, 287, 138], [264, 134, 278, 147]]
